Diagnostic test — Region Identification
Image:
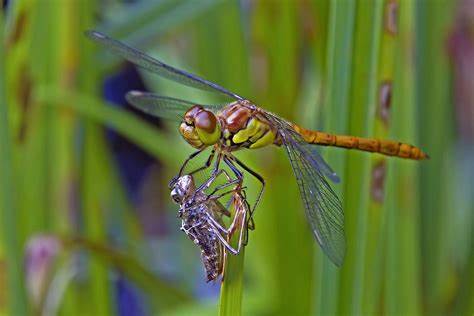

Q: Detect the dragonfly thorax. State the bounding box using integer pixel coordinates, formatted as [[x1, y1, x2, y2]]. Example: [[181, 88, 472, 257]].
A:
[[218, 102, 277, 150], [179, 105, 221, 149]]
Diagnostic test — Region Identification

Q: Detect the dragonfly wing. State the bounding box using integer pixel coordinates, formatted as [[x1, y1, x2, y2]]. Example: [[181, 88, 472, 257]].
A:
[[86, 30, 245, 101], [264, 113, 345, 266], [283, 132, 345, 266], [306, 145, 341, 183], [126, 91, 223, 120]]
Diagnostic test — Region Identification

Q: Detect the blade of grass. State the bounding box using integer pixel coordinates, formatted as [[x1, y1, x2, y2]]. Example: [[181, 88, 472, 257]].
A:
[[452, 240, 474, 315], [384, 2, 422, 315], [338, 2, 384, 315], [416, 2, 455, 314], [317, 1, 355, 315], [28, 0, 65, 233], [363, 0, 399, 313], [306, 0, 329, 312], [35, 86, 182, 164], [96, 0, 223, 74], [6, 1, 80, 314], [192, 4, 249, 315], [195, 1, 250, 98], [81, 122, 115, 316], [199, 1, 259, 308], [0, 12, 29, 316], [250, 2, 314, 315], [219, 232, 246, 316], [77, 2, 113, 313], [100, 0, 183, 37]]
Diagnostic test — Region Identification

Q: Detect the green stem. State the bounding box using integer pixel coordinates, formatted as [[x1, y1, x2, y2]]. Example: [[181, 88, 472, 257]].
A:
[[416, 2, 455, 314], [219, 250, 245, 316], [338, 2, 383, 314], [219, 218, 246, 316], [0, 12, 29, 316], [318, 2, 355, 314]]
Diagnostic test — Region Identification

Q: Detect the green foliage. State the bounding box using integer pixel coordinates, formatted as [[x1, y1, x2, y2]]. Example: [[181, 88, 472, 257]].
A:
[[219, 218, 245, 316], [0, 10, 29, 316], [1, 1, 471, 315]]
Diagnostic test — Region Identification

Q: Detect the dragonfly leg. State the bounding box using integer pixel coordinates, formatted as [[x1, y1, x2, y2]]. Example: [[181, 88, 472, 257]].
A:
[[205, 169, 242, 197], [170, 148, 217, 189], [192, 176, 248, 255], [196, 159, 228, 193], [194, 152, 242, 198], [189, 181, 246, 220], [206, 211, 230, 235], [193, 152, 223, 194], [169, 148, 207, 187], [207, 185, 247, 202], [222, 155, 244, 186], [193, 174, 248, 218], [224, 155, 264, 230], [209, 224, 238, 255], [188, 152, 222, 204], [189, 171, 238, 218], [222, 155, 252, 233], [187, 149, 216, 177], [221, 156, 255, 243], [206, 214, 241, 255]]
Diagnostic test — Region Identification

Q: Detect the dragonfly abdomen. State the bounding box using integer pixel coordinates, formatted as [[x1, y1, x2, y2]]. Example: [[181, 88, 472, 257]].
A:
[[293, 125, 429, 160]]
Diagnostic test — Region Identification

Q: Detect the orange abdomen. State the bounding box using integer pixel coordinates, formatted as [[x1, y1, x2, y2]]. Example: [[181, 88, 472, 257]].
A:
[[292, 125, 429, 160]]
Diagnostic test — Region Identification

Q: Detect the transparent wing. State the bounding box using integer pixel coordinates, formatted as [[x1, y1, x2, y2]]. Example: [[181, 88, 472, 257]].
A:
[[86, 30, 245, 101], [265, 113, 345, 266], [305, 145, 340, 183], [263, 112, 340, 183], [125, 91, 223, 120]]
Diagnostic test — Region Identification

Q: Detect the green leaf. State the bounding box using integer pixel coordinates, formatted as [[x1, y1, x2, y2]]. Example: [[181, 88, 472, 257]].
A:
[[317, 2, 356, 315], [35, 86, 183, 164], [0, 12, 30, 316]]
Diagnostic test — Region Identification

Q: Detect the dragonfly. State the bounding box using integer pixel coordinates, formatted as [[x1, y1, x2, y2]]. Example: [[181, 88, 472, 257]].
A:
[[86, 30, 429, 267], [171, 174, 250, 281]]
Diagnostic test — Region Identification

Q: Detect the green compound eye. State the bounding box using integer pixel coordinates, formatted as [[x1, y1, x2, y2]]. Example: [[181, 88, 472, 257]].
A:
[[194, 110, 221, 145]]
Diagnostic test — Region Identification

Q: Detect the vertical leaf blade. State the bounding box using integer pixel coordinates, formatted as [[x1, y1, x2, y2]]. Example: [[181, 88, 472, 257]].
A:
[[317, 2, 355, 315], [0, 12, 29, 316]]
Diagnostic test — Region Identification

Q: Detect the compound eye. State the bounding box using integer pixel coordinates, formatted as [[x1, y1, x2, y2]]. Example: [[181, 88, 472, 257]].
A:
[[184, 105, 203, 123], [195, 110, 217, 133]]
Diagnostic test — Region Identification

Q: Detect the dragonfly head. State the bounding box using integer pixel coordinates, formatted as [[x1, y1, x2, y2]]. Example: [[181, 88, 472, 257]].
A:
[[179, 105, 221, 148]]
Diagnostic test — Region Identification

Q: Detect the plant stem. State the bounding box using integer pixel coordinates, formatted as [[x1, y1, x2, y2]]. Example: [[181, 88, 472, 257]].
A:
[[416, 2, 455, 314], [219, 219, 246, 316], [338, 2, 383, 314], [219, 250, 245, 316], [317, 2, 355, 314], [0, 12, 29, 315]]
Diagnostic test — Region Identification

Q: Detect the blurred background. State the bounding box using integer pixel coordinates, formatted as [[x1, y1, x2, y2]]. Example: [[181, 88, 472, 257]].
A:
[[1, 0, 473, 315]]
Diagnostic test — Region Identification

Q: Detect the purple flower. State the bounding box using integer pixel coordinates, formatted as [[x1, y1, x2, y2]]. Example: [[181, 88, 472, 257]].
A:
[[24, 235, 61, 305]]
